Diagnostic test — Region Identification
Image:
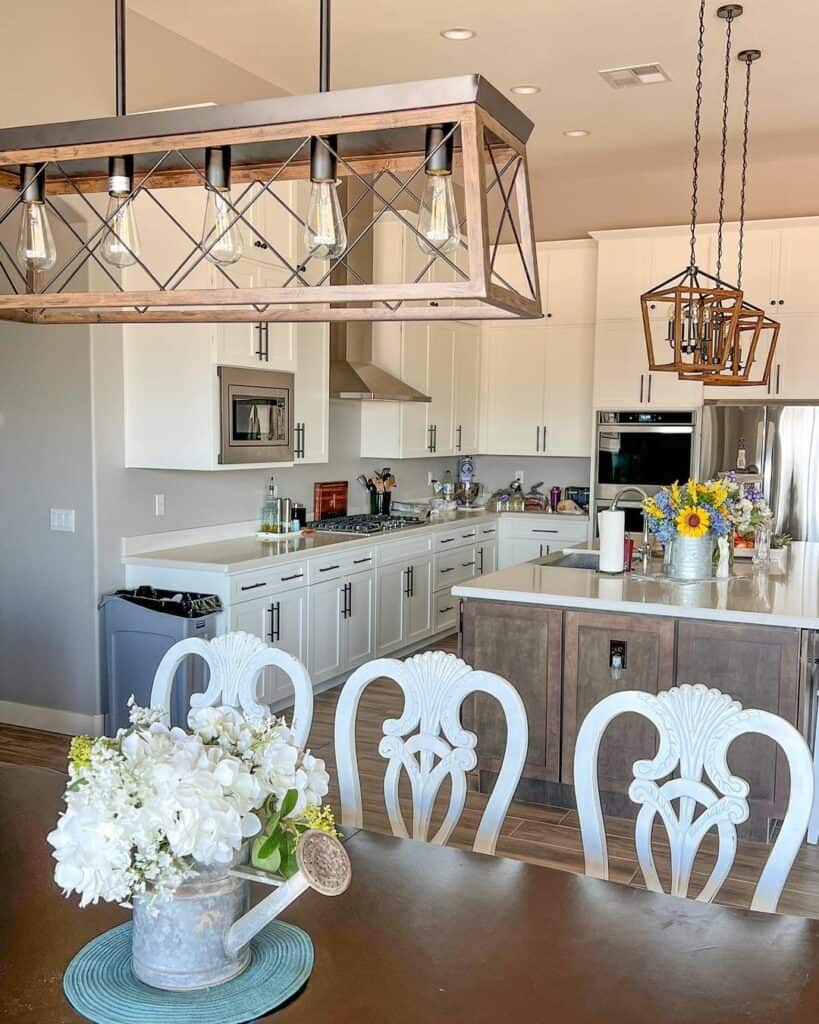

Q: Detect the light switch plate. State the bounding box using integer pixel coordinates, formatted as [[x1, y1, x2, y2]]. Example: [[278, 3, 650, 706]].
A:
[[154, 494, 166, 517], [50, 508, 76, 533]]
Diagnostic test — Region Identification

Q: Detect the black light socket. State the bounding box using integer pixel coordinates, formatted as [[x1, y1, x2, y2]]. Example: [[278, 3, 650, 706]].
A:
[[205, 146, 232, 191], [107, 154, 134, 197], [19, 163, 46, 204], [424, 124, 454, 176], [309, 135, 338, 183]]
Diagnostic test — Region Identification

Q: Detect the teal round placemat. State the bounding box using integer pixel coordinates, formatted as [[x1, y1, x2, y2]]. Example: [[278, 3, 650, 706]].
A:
[[63, 921, 313, 1024]]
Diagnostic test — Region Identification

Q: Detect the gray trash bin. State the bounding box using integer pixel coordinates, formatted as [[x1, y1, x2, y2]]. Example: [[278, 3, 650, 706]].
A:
[[100, 587, 223, 733]]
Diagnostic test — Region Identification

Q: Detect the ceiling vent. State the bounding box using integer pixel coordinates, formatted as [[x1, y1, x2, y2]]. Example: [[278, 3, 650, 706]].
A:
[[599, 64, 671, 89]]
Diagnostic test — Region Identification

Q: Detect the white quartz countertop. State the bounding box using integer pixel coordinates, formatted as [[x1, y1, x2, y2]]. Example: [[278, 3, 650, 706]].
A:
[[453, 542, 819, 630], [123, 511, 504, 573]]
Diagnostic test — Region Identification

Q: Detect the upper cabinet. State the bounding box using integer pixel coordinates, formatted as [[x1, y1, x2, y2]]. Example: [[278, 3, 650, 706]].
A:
[[492, 240, 596, 325]]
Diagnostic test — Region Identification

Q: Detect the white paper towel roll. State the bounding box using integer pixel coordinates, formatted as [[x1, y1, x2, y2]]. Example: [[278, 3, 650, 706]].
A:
[[598, 509, 625, 573]]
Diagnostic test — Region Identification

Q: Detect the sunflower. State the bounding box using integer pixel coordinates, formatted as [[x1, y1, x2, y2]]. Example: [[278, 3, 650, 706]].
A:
[[676, 506, 711, 538]]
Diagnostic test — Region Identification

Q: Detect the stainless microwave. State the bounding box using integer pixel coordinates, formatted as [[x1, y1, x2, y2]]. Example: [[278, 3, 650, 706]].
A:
[[218, 366, 294, 465]]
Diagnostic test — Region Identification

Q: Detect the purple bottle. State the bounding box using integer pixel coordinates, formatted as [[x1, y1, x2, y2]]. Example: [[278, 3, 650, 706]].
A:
[[550, 486, 561, 512]]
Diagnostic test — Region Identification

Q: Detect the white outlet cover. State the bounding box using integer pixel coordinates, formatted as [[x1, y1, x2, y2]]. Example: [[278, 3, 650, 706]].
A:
[[50, 508, 76, 533], [514, 470, 525, 484], [154, 494, 166, 516]]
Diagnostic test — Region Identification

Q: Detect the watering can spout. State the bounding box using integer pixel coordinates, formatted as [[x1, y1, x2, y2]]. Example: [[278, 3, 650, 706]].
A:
[[224, 872, 310, 958]]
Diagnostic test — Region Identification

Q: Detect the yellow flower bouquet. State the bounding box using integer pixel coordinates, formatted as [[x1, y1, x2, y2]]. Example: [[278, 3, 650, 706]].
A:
[[642, 478, 732, 546]]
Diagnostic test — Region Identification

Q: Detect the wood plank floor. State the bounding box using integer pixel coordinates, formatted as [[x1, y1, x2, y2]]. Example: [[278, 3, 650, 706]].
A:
[[5, 632, 819, 918]]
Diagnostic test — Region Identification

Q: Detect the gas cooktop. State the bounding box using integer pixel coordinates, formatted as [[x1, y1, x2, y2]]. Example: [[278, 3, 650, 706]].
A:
[[306, 514, 426, 535]]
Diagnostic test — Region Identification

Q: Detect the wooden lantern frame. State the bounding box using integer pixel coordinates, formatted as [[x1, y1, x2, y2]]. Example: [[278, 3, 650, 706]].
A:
[[640, 265, 743, 375], [680, 302, 780, 386], [0, 76, 542, 325]]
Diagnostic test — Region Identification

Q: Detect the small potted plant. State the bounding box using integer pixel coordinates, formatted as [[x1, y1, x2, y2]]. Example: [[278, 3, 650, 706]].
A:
[[642, 478, 733, 580]]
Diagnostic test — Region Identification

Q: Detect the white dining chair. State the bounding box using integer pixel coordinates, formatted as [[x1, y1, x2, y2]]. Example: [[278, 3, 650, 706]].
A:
[[574, 683, 814, 913], [334, 650, 528, 856], [150, 630, 314, 746]]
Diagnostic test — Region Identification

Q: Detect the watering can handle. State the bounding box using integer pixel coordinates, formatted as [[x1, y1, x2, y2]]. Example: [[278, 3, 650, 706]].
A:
[[224, 871, 310, 957]]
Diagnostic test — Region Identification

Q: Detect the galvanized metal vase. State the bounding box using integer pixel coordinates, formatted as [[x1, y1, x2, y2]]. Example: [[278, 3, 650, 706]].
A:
[[131, 863, 251, 991], [668, 535, 715, 581]]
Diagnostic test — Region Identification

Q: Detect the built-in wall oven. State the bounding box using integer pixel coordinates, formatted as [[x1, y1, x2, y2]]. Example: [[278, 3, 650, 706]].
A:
[[594, 410, 699, 533], [218, 366, 294, 465]]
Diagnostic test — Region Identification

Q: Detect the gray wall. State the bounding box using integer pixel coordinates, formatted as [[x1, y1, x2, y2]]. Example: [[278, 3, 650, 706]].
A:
[[0, 323, 99, 716], [472, 455, 591, 498]]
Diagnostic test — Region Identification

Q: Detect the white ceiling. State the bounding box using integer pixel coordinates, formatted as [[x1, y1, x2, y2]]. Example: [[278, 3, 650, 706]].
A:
[[101, 2, 819, 236]]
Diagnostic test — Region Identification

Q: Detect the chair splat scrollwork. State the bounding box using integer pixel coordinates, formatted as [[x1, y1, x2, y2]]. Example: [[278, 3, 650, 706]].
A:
[[334, 651, 528, 856], [574, 683, 813, 913]]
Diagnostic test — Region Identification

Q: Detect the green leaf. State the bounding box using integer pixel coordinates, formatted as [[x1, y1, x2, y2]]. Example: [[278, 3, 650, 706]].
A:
[[279, 832, 299, 878], [280, 788, 298, 819], [252, 832, 282, 873], [263, 808, 282, 836]]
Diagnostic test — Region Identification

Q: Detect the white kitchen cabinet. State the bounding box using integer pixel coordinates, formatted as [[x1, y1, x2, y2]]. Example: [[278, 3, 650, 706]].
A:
[[376, 555, 433, 656], [215, 261, 298, 373], [476, 540, 497, 576], [293, 322, 330, 463], [492, 240, 597, 324], [405, 556, 433, 644], [226, 588, 308, 704], [718, 221, 819, 316], [452, 322, 481, 453], [758, 316, 819, 400], [426, 324, 456, 456], [498, 515, 590, 570], [308, 569, 375, 684], [480, 322, 593, 456]]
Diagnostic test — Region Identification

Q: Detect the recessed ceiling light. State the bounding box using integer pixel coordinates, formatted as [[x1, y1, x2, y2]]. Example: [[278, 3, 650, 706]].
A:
[[441, 28, 476, 40], [563, 129, 591, 138], [511, 85, 541, 96]]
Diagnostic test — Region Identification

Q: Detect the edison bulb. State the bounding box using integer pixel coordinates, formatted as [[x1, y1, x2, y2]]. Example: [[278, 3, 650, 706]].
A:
[[304, 180, 346, 259], [201, 188, 244, 265], [101, 195, 141, 268], [417, 173, 459, 256], [16, 201, 56, 272]]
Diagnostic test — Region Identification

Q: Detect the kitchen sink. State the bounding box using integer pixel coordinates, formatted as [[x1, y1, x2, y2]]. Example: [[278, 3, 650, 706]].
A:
[[535, 551, 601, 570]]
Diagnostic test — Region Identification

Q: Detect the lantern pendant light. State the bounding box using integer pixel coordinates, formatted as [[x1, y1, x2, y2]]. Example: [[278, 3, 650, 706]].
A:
[[640, 0, 743, 376]]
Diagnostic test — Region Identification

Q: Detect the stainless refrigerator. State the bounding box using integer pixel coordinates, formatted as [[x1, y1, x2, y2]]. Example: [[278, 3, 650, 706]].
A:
[[699, 403, 819, 541]]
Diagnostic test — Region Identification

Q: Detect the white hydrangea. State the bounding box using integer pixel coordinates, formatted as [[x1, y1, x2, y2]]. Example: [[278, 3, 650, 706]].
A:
[[48, 703, 329, 908]]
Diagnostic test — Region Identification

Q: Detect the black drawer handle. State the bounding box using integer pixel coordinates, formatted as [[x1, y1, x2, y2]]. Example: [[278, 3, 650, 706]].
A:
[[440, 567, 455, 574], [532, 529, 559, 534], [439, 538, 455, 545], [481, 529, 496, 535], [353, 557, 372, 564], [319, 564, 341, 572], [439, 605, 454, 613], [281, 573, 303, 582], [461, 561, 475, 567], [240, 581, 267, 591], [461, 533, 476, 539]]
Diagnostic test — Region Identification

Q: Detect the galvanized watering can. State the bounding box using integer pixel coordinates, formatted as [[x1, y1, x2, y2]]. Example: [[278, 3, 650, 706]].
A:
[[131, 831, 350, 991]]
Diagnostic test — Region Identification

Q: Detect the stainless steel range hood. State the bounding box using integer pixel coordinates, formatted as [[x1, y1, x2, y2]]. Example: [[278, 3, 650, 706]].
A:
[[328, 178, 430, 402], [330, 328, 430, 401]]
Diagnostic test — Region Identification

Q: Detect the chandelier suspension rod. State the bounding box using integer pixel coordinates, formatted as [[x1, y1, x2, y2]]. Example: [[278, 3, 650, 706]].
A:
[[319, 0, 331, 93], [737, 49, 760, 290], [687, 0, 707, 271], [115, 0, 127, 116], [715, 5, 742, 281]]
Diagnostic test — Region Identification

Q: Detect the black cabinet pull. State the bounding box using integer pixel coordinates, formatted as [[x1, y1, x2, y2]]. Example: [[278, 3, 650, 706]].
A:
[[532, 529, 559, 534], [439, 538, 455, 545], [461, 561, 475, 568], [346, 581, 352, 618], [481, 528, 496, 535], [267, 601, 280, 642], [404, 567, 411, 597], [427, 425, 435, 453], [440, 567, 455, 574], [353, 557, 372, 564], [456, 424, 463, 452], [281, 572, 303, 582], [409, 565, 414, 597], [320, 564, 341, 573], [254, 323, 264, 361], [241, 581, 267, 591], [440, 605, 454, 614], [461, 532, 475, 539], [478, 547, 484, 573], [253, 239, 269, 250]]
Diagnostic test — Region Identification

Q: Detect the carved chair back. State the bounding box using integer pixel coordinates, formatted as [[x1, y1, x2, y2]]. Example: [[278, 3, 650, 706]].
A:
[[150, 631, 313, 747], [334, 651, 528, 856], [574, 684, 814, 913]]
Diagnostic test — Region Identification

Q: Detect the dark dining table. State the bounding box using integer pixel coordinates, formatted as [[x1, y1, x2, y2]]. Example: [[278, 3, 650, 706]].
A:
[[4, 761, 819, 1023]]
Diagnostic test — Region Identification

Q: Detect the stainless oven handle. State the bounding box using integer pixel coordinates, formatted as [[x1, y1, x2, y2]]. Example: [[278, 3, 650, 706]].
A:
[[597, 425, 694, 435]]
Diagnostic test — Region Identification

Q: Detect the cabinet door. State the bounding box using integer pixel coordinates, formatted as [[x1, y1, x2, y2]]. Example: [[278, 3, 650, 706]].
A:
[[545, 243, 597, 325], [772, 225, 819, 314], [772, 316, 819, 400], [399, 323, 433, 458], [644, 369, 702, 410], [376, 562, 408, 656], [406, 556, 433, 646], [452, 322, 480, 454], [215, 263, 297, 372], [498, 537, 545, 569], [345, 572, 375, 670], [308, 577, 345, 684], [481, 324, 547, 455], [561, 611, 676, 806], [544, 325, 594, 456], [595, 237, 651, 320], [293, 323, 329, 463], [476, 542, 497, 576], [462, 600, 562, 781], [675, 620, 800, 822], [255, 263, 298, 371], [426, 324, 455, 455], [267, 589, 309, 704], [227, 595, 278, 702], [718, 224, 779, 305]]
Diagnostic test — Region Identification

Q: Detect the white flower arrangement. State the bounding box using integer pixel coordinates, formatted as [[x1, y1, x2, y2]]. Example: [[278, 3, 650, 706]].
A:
[[47, 700, 330, 909]]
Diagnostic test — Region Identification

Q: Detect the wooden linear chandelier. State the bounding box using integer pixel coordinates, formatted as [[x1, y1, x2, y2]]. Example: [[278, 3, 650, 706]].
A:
[[0, 2, 542, 325]]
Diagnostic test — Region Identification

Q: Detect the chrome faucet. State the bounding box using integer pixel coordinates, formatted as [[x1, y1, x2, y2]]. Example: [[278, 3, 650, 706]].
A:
[[610, 487, 651, 572]]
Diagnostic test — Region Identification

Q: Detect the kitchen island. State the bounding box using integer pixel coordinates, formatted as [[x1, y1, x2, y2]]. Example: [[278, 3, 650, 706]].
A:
[[454, 543, 819, 838]]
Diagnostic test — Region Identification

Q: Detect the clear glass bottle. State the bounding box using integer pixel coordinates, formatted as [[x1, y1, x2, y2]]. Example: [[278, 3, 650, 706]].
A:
[[260, 476, 279, 534], [753, 522, 771, 566]]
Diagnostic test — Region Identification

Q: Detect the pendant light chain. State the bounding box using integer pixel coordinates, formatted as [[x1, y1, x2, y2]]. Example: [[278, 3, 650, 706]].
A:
[[688, 0, 707, 271], [737, 54, 753, 290], [715, 9, 735, 282]]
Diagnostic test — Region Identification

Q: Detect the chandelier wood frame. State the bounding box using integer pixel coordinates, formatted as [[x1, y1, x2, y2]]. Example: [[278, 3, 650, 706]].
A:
[[0, 76, 542, 324]]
